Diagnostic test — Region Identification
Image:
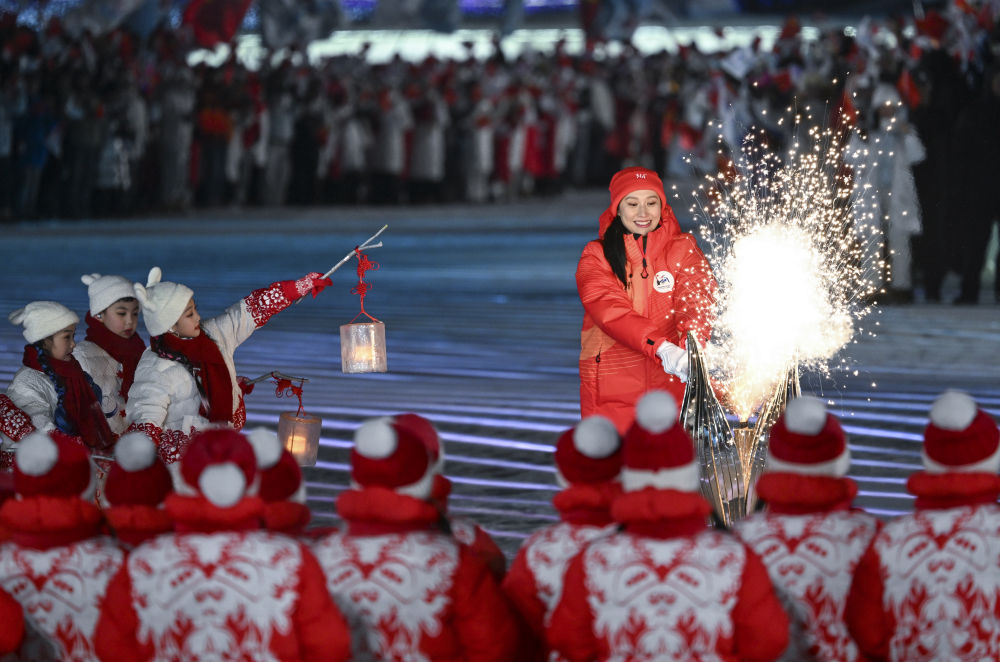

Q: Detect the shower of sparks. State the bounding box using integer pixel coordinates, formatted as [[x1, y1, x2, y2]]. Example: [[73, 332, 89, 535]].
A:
[[691, 109, 886, 420]]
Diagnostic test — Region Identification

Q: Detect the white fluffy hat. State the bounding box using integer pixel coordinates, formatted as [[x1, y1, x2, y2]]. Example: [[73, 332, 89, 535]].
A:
[[81, 273, 136, 316], [8, 301, 79, 344], [133, 267, 193, 337]]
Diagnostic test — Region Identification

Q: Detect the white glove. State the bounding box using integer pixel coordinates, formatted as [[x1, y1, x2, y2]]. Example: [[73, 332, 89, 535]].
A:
[[655, 341, 689, 383]]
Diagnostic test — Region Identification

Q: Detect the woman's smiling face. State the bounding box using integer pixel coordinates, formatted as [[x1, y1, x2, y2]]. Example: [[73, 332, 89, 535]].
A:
[[618, 190, 662, 235]]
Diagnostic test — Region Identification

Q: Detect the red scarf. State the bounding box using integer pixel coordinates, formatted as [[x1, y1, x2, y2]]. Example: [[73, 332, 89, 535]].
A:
[[153, 331, 234, 424], [22, 345, 115, 451], [83, 313, 145, 399]]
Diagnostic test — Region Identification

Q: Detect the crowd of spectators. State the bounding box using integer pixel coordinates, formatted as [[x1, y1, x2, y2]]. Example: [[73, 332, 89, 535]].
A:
[[1, 4, 998, 301]]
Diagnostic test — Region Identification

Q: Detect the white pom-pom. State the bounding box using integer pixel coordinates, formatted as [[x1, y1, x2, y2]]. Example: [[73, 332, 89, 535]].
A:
[[146, 266, 162, 287], [635, 391, 677, 434], [8, 307, 25, 326], [930, 390, 977, 431], [81, 273, 100, 286], [246, 427, 282, 469], [784, 396, 828, 435], [354, 417, 397, 459], [574, 416, 620, 458], [114, 432, 156, 472], [16, 431, 58, 476], [199, 463, 246, 508]]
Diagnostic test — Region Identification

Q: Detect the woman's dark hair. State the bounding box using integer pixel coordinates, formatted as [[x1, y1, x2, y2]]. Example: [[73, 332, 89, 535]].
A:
[[602, 214, 629, 288]]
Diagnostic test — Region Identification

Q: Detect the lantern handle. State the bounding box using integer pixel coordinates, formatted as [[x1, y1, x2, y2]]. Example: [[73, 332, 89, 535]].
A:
[[320, 224, 389, 280], [247, 371, 310, 385]]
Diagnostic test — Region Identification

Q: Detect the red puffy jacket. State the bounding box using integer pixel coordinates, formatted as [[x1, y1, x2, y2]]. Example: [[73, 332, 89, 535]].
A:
[[576, 205, 716, 433]]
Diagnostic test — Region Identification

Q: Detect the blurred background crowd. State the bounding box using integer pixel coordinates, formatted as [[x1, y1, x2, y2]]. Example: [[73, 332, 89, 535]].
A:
[[1, 0, 998, 302]]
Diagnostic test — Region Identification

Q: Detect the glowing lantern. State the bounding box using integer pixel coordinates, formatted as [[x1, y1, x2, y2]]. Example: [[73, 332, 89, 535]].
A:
[[278, 411, 321, 467], [340, 321, 387, 373]]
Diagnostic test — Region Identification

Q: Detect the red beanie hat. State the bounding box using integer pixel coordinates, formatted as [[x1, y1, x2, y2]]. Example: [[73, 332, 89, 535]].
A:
[[104, 431, 173, 506], [554, 415, 622, 485], [922, 390, 1000, 474], [766, 396, 850, 477], [246, 427, 304, 503], [14, 430, 94, 499], [600, 167, 670, 236], [622, 391, 699, 492], [351, 417, 435, 499], [180, 428, 259, 508], [394, 413, 442, 469]]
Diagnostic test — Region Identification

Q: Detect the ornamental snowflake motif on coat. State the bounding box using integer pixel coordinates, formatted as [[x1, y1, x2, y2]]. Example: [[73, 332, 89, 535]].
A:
[[316, 532, 459, 661], [526, 522, 617, 616], [127, 532, 303, 659], [583, 532, 744, 659], [876, 505, 1000, 661], [735, 511, 879, 661], [0, 539, 124, 661]]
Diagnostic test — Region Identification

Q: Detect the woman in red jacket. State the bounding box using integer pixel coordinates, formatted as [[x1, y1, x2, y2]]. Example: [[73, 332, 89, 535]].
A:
[[577, 166, 716, 432]]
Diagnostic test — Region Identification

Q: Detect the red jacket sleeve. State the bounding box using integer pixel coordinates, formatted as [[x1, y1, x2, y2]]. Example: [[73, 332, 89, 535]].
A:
[[731, 546, 790, 662], [295, 546, 352, 662], [469, 525, 508, 581], [846, 543, 890, 661], [545, 551, 600, 662], [451, 547, 523, 662], [576, 243, 666, 358], [502, 548, 546, 639], [94, 564, 154, 662], [0, 586, 23, 654]]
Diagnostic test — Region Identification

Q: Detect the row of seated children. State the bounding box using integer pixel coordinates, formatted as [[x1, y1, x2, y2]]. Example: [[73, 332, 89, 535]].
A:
[[0, 387, 995, 660]]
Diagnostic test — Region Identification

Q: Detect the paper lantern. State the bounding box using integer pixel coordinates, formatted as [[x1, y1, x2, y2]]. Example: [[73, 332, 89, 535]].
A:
[[340, 321, 387, 373], [278, 411, 322, 467]]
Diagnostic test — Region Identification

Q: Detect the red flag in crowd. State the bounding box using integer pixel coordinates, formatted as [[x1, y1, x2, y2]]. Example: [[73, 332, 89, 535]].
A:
[[182, 0, 252, 48]]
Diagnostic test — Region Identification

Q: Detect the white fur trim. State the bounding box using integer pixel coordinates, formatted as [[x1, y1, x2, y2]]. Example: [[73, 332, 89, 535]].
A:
[[574, 415, 619, 458], [929, 390, 978, 431], [392, 467, 436, 500], [923, 444, 1000, 474], [622, 461, 699, 492], [114, 431, 156, 472], [783, 396, 828, 435], [246, 427, 282, 469], [16, 431, 59, 476], [199, 463, 247, 508], [766, 447, 852, 477], [354, 417, 397, 459], [635, 391, 677, 434]]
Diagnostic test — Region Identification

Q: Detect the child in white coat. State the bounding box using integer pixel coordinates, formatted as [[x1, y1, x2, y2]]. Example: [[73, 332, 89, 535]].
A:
[[73, 273, 145, 437], [125, 266, 331, 467], [5, 301, 115, 455]]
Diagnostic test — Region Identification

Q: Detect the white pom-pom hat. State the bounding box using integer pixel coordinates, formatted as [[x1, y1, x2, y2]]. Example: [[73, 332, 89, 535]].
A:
[[622, 391, 699, 492], [81, 273, 136, 317], [133, 267, 193, 337], [554, 415, 622, 487], [178, 428, 259, 508], [350, 416, 436, 500], [247, 427, 305, 505], [8, 301, 79, 344], [922, 390, 1000, 474], [766, 396, 851, 477], [104, 431, 173, 506], [14, 430, 95, 501]]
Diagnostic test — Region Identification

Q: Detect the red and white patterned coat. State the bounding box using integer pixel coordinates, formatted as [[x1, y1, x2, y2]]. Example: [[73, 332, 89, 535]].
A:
[[312, 486, 523, 662], [0, 585, 24, 653], [125, 281, 296, 464], [94, 494, 351, 661], [846, 472, 1000, 661], [733, 473, 881, 662], [0, 494, 124, 660], [547, 489, 789, 662], [503, 482, 622, 661]]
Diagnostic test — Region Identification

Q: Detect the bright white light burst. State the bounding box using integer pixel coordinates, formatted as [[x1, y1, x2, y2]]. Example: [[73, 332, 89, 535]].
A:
[[695, 118, 883, 419]]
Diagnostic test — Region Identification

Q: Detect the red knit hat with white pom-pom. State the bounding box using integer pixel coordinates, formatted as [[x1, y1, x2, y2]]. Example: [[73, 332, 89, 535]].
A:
[[104, 431, 173, 506], [179, 428, 259, 508], [922, 390, 1000, 474], [554, 415, 622, 486], [246, 427, 304, 504], [622, 391, 699, 492], [351, 417, 435, 499], [14, 430, 94, 499], [766, 396, 851, 477]]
